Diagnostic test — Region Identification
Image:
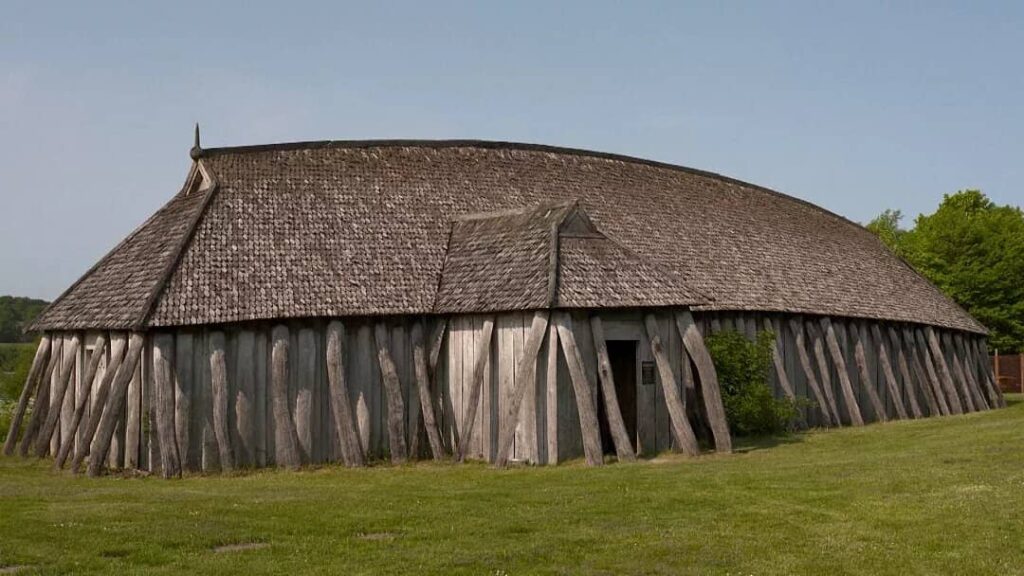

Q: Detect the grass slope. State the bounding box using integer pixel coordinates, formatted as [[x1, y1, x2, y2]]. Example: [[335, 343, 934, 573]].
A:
[[1, 397, 1022, 575]]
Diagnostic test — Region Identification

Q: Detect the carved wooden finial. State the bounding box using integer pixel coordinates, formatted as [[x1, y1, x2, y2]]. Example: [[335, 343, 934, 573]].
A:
[[190, 123, 203, 160]]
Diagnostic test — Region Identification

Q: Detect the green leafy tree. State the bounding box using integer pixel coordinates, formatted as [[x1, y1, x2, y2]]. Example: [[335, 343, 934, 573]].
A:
[[0, 296, 49, 343], [866, 190, 1024, 352]]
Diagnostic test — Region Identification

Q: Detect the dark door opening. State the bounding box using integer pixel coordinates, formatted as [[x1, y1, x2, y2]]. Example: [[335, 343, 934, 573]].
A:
[[597, 340, 638, 455]]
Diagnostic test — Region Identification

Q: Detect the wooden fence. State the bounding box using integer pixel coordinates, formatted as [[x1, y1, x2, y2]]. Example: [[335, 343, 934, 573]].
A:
[[992, 352, 1024, 393]]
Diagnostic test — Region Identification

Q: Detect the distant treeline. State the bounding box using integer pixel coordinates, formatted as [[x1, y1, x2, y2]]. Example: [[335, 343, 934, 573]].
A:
[[0, 296, 49, 343]]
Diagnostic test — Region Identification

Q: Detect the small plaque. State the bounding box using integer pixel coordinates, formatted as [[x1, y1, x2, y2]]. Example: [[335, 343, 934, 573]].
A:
[[642, 361, 657, 386]]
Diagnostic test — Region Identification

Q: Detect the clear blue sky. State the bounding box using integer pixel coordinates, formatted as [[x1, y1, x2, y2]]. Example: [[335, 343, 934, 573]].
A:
[[1, 1, 1021, 300]]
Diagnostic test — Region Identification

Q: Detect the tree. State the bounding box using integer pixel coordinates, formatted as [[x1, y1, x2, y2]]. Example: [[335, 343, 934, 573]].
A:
[[0, 296, 49, 343], [866, 191, 1024, 352]]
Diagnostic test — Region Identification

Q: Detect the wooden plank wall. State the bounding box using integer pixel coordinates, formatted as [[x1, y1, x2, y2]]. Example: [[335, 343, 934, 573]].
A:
[[32, 310, 1000, 474]]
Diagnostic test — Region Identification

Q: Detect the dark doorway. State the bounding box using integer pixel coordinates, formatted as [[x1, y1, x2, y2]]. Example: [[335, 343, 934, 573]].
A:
[[597, 340, 638, 455]]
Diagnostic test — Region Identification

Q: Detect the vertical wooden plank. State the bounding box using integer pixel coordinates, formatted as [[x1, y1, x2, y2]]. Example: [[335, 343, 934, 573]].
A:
[[520, 313, 538, 462], [544, 321, 559, 464], [414, 320, 445, 460], [653, 315, 671, 452], [764, 317, 795, 400], [456, 316, 495, 461], [55, 334, 107, 470], [124, 358, 142, 469], [495, 311, 551, 467], [887, 327, 921, 418], [209, 331, 234, 471], [254, 328, 268, 467], [807, 320, 841, 424], [233, 330, 256, 467], [19, 335, 58, 457], [496, 315, 515, 460], [293, 327, 316, 463], [153, 333, 181, 478], [35, 335, 78, 458], [198, 331, 220, 471], [353, 324, 373, 458], [270, 325, 300, 469], [70, 333, 124, 473], [588, 315, 636, 463], [636, 323, 657, 454]]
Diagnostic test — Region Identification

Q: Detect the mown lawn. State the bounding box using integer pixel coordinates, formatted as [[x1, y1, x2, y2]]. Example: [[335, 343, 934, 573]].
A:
[[1, 397, 1022, 575]]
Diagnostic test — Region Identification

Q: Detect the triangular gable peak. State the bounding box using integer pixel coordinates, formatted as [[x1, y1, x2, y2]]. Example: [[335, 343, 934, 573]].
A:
[[432, 201, 708, 313]]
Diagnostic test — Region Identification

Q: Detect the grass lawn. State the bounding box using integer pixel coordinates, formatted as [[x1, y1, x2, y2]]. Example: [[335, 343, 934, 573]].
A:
[[1, 397, 1022, 575]]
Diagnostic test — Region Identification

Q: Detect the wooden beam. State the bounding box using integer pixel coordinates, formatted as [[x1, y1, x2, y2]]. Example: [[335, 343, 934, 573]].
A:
[[643, 313, 698, 456], [18, 337, 62, 457], [881, 326, 917, 419], [375, 322, 409, 464], [3, 335, 52, 456], [969, 337, 1000, 409], [326, 320, 366, 466], [411, 321, 445, 461], [948, 334, 983, 411], [234, 330, 256, 466], [955, 333, 989, 411], [819, 318, 863, 426], [940, 331, 975, 413], [555, 312, 603, 466], [870, 325, 907, 419], [70, 334, 126, 473], [209, 331, 235, 471], [87, 332, 145, 477], [545, 321, 559, 465], [923, 327, 964, 414], [850, 323, 887, 422], [806, 320, 842, 424], [788, 319, 834, 426], [454, 317, 494, 462], [494, 311, 554, 467], [676, 310, 731, 453], [583, 314, 636, 464], [912, 328, 950, 415], [763, 318, 795, 400], [295, 328, 316, 463], [34, 335, 81, 457], [976, 340, 1005, 407], [903, 328, 942, 416], [153, 334, 182, 478], [270, 325, 301, 469], [54, 334, 107, 469], [915, 329, 957, 414]]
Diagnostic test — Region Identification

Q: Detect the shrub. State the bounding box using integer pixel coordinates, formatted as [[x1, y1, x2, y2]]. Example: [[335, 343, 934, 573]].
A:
[[705, 329, 802, 436]]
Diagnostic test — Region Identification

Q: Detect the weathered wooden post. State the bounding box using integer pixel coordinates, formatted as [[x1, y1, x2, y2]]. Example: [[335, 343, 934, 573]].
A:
[[326, 320, 365, 466], [3, 335, 51, 456], [35, 335, 81, 457], [556, 312, 603, 466], [270, 325, 301, 469], [54, 334, 107, 469], [583, 314, 635, 464], [411, 321, 445, 461], [643, 313, 698, 457], [454, 317, 494, 462], [209, 331, 234, 471], [677, 310, 731, 453], [87, 332, 145, 477], [153, 333, 181, 478]]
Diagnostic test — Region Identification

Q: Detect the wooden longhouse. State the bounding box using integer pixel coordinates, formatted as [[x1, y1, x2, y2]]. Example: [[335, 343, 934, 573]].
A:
[[4, 137, 1003, 477]]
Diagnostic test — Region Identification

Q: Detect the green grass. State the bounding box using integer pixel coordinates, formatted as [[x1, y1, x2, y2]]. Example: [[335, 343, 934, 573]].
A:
[[2, 398, 1023, 575]]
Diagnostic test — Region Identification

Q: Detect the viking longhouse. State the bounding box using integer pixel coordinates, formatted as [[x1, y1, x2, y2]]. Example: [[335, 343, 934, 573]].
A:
[[4, 136, 1003, 477]]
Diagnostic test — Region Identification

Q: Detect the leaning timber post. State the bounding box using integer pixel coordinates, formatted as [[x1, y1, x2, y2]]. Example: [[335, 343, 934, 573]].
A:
[[971, 338, 1002, 408], [455, 317, 495, 462], [677, 310, 732, 453], [555, 312, 603, 466], [958, 334, 990, 410], [495, 311, 555, 467], [763, 318, 795, 400], [789, 318, 834, 426], [948, 333, 983, 411], [643, 313, 699, 456], [941, 331, 975, 412], [806, 320, 842, 424], [209, 331, 235, 471], [850, 323, 887, 422], [326, 320, 365, 467], [819, 318, 864, 426], [87, 332, 145, 477], [919, 329, 962, 414], [977, 340, 1006, 407], [19, 338, 62, 457], [55, 334, 107, 469], [962, 337, 992, 409], [3, 335, 51, 456], [153, 334, 182, 478], [295, 327, 316, 464], [375, 322, 410, 464], [270, 325, 301, 469], [874, 326, 910, 419], [576, 314, 635, 465], [426, 317, 450, 455], [411, 321, 445, 461], [907, 328, 945, 416], [36, 334, 81, 458], [70, 334, 127, 473]]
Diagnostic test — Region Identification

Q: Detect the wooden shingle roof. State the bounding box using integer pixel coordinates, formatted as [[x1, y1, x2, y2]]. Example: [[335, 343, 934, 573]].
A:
[[31, 140, 986, 333]]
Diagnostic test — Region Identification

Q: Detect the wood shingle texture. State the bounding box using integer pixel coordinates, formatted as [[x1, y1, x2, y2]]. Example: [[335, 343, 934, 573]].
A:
[[31, 140, 986, 334]]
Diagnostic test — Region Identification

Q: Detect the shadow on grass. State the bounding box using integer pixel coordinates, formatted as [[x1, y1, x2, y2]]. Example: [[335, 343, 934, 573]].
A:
[[730, 433, 805, 454]]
